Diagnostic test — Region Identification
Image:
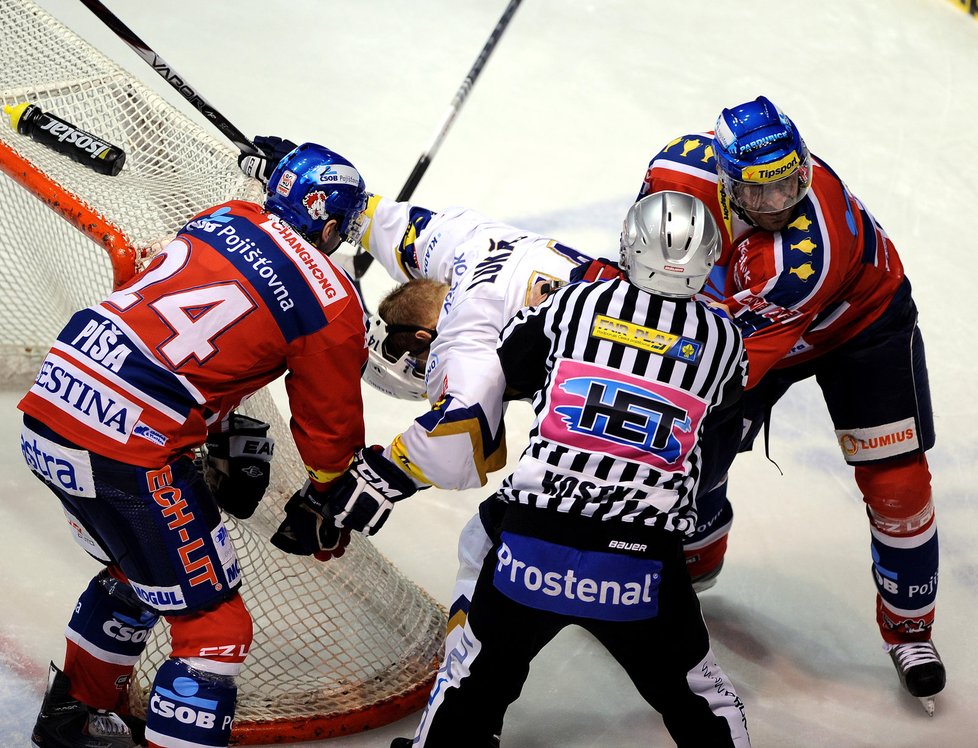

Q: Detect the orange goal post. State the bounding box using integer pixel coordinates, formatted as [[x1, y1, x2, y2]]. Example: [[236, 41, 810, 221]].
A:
[[0, 0, 446, 742]]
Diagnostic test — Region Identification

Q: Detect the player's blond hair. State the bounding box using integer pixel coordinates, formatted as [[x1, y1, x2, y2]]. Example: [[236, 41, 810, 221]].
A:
[[378, 278, 448, 358]]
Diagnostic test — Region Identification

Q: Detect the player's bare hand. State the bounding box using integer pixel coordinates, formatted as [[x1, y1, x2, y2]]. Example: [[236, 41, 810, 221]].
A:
[[528, 279, 564, 307], [707, 300, 731, 317]]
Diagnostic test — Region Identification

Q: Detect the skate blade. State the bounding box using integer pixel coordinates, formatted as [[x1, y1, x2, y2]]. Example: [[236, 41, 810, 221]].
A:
[[919, 696, 936, 716]]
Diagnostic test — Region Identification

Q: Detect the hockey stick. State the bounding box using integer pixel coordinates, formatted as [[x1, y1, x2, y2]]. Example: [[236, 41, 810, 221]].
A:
[[77, 0, 262, 157], [351, 0, 524, 280]]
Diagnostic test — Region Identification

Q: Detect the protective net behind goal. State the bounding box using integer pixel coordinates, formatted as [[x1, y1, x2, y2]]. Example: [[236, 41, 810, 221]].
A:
[[0, 0, 445, 742]]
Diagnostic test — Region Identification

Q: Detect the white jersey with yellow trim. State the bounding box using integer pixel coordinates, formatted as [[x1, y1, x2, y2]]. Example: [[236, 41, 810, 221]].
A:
[[359, 195, 593, 489]]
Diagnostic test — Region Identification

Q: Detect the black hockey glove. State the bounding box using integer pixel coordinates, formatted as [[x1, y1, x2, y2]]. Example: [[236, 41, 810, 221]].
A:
[[202, 414, 275, 520], [237, 135, 298, 186], [313, 446, 421, 536], [270, 482, 351, 561]]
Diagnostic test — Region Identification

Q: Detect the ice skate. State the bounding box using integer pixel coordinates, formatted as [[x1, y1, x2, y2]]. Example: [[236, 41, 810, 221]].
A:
[[31, 662, 143, 747], [887, 641, 946, 716], [691, 561, 724, 593], [391, 735, 500, 747]]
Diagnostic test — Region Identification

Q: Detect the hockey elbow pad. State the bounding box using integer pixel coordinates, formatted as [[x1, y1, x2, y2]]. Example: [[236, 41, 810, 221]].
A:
[[203, 413, 275, 519]]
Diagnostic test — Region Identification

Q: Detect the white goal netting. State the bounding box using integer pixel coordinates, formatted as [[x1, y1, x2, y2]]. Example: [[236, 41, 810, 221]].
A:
[[0, 0, 445, 741]]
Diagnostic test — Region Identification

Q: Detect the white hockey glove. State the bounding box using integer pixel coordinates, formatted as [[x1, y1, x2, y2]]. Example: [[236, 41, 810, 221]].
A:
[[270, 481, 351, 561], [237, 135, 297, 186], [313, 446, 422, 536], [202, 414, 275, 520]]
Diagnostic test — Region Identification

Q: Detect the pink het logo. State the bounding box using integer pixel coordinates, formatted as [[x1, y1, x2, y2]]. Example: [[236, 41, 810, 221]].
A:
[[540, 359, 708, 472]]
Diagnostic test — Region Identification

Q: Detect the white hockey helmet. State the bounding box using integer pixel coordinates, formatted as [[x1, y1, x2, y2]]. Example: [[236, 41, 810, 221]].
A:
[[619, 191, 721, 298], [362, 313, 429, 401]]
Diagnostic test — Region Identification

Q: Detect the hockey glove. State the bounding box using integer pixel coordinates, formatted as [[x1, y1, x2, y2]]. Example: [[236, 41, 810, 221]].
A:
[[569, 257, 625, 283], [237, 135, 298, 186], [270, 482, 351, 561], [314, 446, 421, 536], [202, 414, 275, 520]]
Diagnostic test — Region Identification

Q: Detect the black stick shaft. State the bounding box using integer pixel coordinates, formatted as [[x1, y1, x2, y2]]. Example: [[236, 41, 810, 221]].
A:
[[77, 0, 261, 156], [395, 0, 522, 202], [395, 155, 432, 204], [354, 0, 523, 280]]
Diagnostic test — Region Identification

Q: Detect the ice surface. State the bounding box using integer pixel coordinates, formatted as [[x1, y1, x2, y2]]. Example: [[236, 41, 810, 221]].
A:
[[2, 1, 976, 745]]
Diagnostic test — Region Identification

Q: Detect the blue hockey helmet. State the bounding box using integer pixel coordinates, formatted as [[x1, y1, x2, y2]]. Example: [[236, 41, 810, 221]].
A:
[[712, 96, 812, 224], [265, 142, 368, 246]]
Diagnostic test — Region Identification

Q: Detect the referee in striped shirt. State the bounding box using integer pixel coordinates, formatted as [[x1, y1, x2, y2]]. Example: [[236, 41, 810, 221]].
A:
[[407, 192, 751, 747]]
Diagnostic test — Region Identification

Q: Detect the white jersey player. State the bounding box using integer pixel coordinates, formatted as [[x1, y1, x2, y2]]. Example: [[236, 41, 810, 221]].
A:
[[357, 194, 593, 490]]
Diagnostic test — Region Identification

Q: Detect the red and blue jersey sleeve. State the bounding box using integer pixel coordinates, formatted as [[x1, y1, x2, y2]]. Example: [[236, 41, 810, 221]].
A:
[[284, 305, 366, 488]]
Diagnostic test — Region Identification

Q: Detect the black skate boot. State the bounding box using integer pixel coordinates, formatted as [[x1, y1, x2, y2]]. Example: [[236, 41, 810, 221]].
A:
[[691, 561, 723, 593], [31, 662, 144, 747], [391, 736, 500, 747], [887, 641, 946, 716]]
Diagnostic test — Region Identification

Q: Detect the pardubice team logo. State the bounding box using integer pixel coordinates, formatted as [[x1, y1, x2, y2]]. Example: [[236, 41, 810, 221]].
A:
[[295, 164, 362, 221], [302, 191, 330, 221]]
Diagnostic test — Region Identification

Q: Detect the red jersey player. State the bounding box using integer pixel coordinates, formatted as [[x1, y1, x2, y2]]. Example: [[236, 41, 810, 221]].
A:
[[20, 142, 369, 748], [635, 97, 943, 713]]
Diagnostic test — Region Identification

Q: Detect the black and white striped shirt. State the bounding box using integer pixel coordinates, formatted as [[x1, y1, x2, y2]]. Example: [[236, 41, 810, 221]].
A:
[[496, 278, 747, 535]]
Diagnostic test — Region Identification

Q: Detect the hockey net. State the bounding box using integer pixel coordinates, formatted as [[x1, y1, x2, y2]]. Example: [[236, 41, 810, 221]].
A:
[[0, 0, 446, 742]]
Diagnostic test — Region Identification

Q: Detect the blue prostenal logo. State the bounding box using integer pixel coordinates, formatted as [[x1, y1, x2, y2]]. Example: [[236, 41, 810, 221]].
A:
[[493, 532, 662, 621]]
